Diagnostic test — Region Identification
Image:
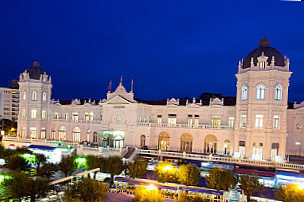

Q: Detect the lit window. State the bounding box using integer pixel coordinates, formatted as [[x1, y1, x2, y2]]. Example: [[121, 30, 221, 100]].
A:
[[85, 112, 89, 122], [32, 91, 37, 101], [211, 115, 221, 126], [64, 113, 69, 120], [89, 112, 94, 121], [256, 85, 265, 100], [168, 114, 176, 126], [100, 113, 102, 121], [42, 92, 47, 102], [30, 127, 37, 138], [240, 115, 247, 128], [275, 85, 282, 101], [42, 110, 47, 119], [194, 115, 199, 127], [228, 117, 235, 128], [273, 115, 279, 129], [41, 128, 46, 139], [53, 112, 59, 120], [241, 86, 248, 101], [157, 115, 162, 126], [188, 115, 193, 127], [31, 109, 37, 119], [255, 115, 263, 128], [22, 109, 26, 118], [72, 113, 78, 122]]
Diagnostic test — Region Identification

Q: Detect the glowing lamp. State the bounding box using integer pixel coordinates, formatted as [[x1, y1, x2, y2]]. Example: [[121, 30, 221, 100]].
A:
[[297, 183, 304, 190], [163, 165, 172, 171]]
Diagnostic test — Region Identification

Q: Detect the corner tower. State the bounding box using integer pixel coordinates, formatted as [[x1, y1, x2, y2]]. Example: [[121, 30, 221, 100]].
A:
[[17, 61, 52, 139], [234, 39, 292, 161]]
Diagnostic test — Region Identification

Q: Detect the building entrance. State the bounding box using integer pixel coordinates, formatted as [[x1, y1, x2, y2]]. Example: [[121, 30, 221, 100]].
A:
[[97, 130, 125, 148]]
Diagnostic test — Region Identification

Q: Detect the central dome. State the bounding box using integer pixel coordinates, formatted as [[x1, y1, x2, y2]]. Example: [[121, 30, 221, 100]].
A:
[[26, 61, 46, 80], [243, 39, 285, 69]]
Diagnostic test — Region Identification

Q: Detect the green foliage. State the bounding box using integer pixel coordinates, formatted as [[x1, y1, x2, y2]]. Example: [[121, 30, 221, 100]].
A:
[[58, 156, 77, 177], [0, 172, 51, 201], [154, 161, 177, 183], [86, 155, 100, 170], [206, 168, 238, 191], [276, 184, 304, 202], [178, 164, 201, 186], [239, 174, 263, 202], [128, 158, 148, 179], [132, 186, 164, 202], [64, 178, 108, 202], [34, 153, 47, 169], [177, 192, 211, 202], [7, 155, 30, 171], [105, 156, 124, 183], [37, 163, 58, 180]]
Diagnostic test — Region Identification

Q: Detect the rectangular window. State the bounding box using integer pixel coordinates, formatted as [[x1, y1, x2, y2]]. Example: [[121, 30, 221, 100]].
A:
[[72, 113, 78, 122], [211, 115, 221, 126], [228, 117, 235, 128], [85, 112, 89, 122], [89, 112, 94, 121], [42, 110, 47, 119], [41, 128, 46, 139], [22, 109, 26, 118], [296, 124, 302, 130], [273, 115, 279, 129], [240, 115, 247, 127], [30, 127, 37, 139], [31, 109, 37, 119], [194, 115, 199, 127], [168, 114, 176, 126], [53, 112, 59, 120], [64, 113, 69, 120], [100, 113, 102, 121], [157, 115, 162, 126], [255, 115, 263, 128], [187, 115, 193, 127]]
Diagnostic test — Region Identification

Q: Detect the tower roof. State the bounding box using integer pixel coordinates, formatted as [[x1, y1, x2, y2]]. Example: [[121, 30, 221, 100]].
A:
[[25, 61, 46, 80]]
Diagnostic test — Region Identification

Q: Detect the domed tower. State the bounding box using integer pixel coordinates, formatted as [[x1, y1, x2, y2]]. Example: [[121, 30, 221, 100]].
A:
[[17, 61, 52, 139], [234, 39, 292, 161]]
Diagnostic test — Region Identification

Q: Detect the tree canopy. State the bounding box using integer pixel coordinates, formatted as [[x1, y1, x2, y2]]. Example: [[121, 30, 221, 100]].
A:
[[276, 184, 304, 202], [178, 164, 201, 186], [206, 169, 238, 191], [239, 174, 263, 202], [58, 156, 77, 177], [127, 158, 148, 179]]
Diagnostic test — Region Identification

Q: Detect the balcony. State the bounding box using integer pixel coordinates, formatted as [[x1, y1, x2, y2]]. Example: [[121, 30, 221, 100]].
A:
[[51, 118, 102, 124], [137, 122, 234, 130]]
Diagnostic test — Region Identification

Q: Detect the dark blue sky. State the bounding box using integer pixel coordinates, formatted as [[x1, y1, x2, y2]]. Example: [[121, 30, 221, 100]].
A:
[[0, 0, 303, 102]]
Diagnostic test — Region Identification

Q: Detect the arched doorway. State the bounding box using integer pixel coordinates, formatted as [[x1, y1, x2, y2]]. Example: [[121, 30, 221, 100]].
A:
[[93, 132, 98, 143], [140, 135, 146, 148], [58, 126, 66, 140], [204, 135, 217, 154], [180, 133, 193, 152], [224, 139, 230, 155], [72, 127, 81, 142], [86, 130, 90, 142], [158, 132, 170, 151]]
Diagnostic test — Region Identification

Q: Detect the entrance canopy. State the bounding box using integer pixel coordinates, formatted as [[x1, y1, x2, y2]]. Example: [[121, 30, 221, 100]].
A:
[[97, 130, 125, 148]]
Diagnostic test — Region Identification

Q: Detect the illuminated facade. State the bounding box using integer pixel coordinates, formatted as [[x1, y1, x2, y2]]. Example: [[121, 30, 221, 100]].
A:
[[17, 39, 304, 161]]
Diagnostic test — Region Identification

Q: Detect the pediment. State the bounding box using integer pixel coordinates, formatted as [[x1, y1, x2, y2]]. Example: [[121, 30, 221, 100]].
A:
[[187, 103, 201, 108], [106, 95, 131, 104]]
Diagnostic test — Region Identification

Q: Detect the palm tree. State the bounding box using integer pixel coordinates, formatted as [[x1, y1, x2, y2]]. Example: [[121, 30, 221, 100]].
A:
[[239, 174, 263, 202], [36, 163, 58, 180]]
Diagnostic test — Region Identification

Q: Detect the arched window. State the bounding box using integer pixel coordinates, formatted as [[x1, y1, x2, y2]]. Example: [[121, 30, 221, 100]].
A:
[[23, 91, 27, 100], [58, 126, 66, 140], [140, 135, 146, 148], [93, 132, 98, 143], [180, 133, 193, 153], [32, 91, 37, 101], [41, 127, 46, 139], [42, 92, 47, 102], [256, 85, 265, 100], [72, 127, 81, 142], [241, 86, 248, 101], [275, 85, 282, 101], [158, 132, 170, 151], [204, 135, 217, 154]]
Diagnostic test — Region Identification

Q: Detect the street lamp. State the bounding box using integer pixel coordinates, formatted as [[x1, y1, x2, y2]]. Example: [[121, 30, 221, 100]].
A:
[[297, 183, 304, 190], [163, 165, 172, 171], [146, 184, 157, 191]]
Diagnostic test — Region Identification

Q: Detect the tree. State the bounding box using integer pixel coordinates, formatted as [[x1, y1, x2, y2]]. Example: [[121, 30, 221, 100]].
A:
[[86, 155, 101, 179], [276, 184, 304, 202], [132, 186, 164, 202], [34, 153, 46, 170], [178, 192, 211, 202], [154, 161, 177, 183], [105, 156, 124, 184], [64, 178, 108, 202], [127, 158, 148, 179], [6, 155, 30, 171], [239, 174, 263, 202], [28, 176, 51, 202], [58, 156, 77, 177], [37, 163, 58, 180], [206, 169, 238, 191], [178, 164, 201, 186]]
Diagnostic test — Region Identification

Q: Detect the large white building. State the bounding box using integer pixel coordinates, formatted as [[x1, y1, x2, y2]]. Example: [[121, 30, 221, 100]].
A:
[[0, 86, 19, 121], [17, 39, 304, 161]]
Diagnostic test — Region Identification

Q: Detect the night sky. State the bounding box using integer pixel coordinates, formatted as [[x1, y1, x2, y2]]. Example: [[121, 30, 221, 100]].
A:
[[0, 0, 303, 102]]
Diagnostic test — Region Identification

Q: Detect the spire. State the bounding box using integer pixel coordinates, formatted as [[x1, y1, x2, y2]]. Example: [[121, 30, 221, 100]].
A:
[[107, 80, 112, 92], [131, 79, 134, 93], [120, 76, 123, 85]]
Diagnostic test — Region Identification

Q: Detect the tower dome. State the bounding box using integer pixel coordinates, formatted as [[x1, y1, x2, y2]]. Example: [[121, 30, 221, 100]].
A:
[[25, 61, 46, 80], [243, 39, 285, 69]]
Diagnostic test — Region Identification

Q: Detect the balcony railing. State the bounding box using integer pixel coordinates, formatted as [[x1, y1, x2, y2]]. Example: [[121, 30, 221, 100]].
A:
[[51, 119, 102, 124], [137, 149, 304, 170], [137, 122, 234, 130]]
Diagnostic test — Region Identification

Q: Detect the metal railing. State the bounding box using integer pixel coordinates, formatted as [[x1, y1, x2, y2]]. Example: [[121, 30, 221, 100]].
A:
[[137, 149, 304, 170], [137, 122, 233, 130], [51, 119, 102, 124]]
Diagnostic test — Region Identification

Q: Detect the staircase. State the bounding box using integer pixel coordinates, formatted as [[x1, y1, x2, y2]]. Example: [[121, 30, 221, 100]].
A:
[[122, 147, 137, 162]]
